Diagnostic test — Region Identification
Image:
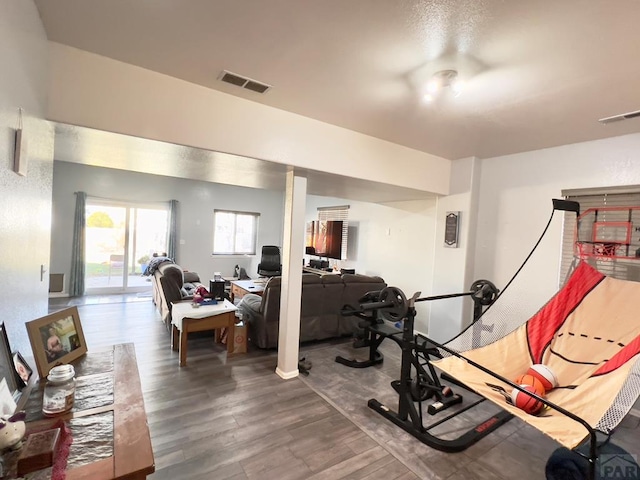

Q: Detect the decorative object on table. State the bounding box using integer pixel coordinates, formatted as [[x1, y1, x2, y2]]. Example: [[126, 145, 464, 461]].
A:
[[0, 411, 26, 451], [42, 364, 76, 416], [0, 379, 17, 417], [17, 427, 61, 476], [25, 306, 87, 378], [0, 323, 19, 398], [193, 285, 209, 303], [12, 351, 32, 389]]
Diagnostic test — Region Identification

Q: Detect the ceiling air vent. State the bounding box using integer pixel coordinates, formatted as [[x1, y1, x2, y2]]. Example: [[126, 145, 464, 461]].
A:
[[598, 110, 640, 124], [218, 70, 272, 94]]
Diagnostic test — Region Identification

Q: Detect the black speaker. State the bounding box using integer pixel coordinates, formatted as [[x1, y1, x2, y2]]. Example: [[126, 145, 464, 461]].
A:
[[209, 280, 225, 300]]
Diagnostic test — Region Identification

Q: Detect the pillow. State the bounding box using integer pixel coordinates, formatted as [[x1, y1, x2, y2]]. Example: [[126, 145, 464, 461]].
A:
[[183, 271, 200, 283], [239, 294, 262, 313], [182, 282, 197, 297]]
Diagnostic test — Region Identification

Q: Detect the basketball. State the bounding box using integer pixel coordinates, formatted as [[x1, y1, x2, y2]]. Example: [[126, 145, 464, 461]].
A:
[[514, 373, 546, 396], [511, 385, 544, 415], [526, 364, 558, 391]]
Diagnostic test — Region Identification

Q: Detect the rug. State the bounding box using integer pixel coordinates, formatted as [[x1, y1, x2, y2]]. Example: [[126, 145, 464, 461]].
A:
[[299, 340, 564, 480]]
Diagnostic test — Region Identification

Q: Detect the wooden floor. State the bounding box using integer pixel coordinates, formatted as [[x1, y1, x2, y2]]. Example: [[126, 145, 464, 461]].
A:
[[49, 296, 639, 479], [53, 298, 420, 480]]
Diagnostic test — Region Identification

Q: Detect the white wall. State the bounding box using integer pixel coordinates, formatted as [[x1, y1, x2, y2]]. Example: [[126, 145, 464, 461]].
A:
[[0, 0, 54, 353], [474, 133, 640, 318], [429, 157, 483, 342], [305, 195, 438, 334], [51, 162, 285, 292], [46, 43, 451, 196]]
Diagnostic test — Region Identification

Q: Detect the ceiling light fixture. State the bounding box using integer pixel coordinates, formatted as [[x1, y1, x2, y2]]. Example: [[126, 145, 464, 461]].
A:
[[423, 69, 464, 103]]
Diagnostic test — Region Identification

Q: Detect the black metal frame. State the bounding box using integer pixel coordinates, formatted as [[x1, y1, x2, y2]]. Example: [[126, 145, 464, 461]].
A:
[[337, 287, 599, 479], [428, 332, 598, 479], [365, 297, 514, 452]]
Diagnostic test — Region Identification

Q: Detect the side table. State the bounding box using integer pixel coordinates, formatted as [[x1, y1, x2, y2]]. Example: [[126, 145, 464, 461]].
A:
[[171, 300, 238, 366], [230, 280, 266, 303]]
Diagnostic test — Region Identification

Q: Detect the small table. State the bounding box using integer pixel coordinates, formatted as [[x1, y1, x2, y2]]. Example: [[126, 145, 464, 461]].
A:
[[230, 280, 266, 302], [171, 300, 238, 366]]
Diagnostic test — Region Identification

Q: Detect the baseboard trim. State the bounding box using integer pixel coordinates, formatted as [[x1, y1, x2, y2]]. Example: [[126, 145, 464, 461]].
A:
[[48, 292, 69, 298], [275, 367, 299, 380]]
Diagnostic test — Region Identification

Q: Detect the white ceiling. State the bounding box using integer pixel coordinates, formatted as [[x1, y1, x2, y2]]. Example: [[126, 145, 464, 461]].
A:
[[35, 0, 640, 161]]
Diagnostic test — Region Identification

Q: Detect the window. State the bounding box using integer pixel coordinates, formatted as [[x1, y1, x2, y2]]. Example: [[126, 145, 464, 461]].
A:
[[213, 210, 259, 255], [317, 205, 349, 260], [560, 187, 640, 283]]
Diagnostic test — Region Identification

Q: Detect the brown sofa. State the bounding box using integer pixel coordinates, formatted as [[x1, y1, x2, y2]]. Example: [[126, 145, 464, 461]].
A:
[[151, 261, 202, 328], [238, 273, 386, 348]]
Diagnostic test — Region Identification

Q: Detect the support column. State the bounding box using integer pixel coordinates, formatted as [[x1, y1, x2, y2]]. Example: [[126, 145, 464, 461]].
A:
[[275, 169, 307, 379], [429, 157, 481, 342]]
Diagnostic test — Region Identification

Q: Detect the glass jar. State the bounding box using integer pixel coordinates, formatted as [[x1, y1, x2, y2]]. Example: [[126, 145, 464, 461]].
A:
[[42, 364, 76, 416]]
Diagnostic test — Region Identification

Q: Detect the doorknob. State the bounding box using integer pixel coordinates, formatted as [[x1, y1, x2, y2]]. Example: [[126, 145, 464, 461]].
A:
[[41, 264, 47, 282]]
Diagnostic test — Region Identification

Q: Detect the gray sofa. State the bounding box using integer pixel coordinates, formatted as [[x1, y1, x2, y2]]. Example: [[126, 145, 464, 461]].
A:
[[238, 273, 387, 348], [151, 261, 202, 328]]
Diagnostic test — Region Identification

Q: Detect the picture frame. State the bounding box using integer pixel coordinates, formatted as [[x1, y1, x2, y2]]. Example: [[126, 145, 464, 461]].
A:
[[12, 351, 33, 388], [0, 323, 18, 397], [26, 306, 88, 378]]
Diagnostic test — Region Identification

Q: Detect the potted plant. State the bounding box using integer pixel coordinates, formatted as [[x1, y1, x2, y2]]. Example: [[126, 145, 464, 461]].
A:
[[137, 254, 150, 274]]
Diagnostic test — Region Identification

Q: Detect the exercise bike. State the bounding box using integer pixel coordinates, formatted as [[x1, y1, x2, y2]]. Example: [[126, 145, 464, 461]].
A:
[[336, 281, 514, 452]]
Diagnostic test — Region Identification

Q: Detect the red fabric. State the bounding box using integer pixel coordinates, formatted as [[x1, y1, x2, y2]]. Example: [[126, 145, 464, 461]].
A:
[[51, 421, 72, 480], [592, 334, 640, 376], [526, 262, 605, 363]]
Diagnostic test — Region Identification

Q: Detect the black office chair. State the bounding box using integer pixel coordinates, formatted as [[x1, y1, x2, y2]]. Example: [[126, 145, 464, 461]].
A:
[[257, 246, 282, 277]]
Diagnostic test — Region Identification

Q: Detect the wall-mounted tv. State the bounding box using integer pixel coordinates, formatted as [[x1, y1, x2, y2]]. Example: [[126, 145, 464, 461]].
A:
[[306, 220, 343, 260]]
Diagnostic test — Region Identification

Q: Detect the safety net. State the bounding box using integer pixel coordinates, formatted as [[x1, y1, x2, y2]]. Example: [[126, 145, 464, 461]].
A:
[[435, 261, 640, 448]]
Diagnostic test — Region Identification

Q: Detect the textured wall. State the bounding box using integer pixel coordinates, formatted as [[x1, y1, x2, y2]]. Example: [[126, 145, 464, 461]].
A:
[[47, 43, 451, 196], [0, 1, 54, 354], [51, 162, 285, 289], [474, 133, 640, 319], [305, 194, 437, 334]]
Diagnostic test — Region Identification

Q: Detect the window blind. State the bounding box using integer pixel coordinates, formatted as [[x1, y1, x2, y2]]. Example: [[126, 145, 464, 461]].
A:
[[560, 188, 640, 283], [317, 205, 349, 260]]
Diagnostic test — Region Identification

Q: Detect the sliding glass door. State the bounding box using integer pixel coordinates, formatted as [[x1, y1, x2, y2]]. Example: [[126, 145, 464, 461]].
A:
[[84, 200, 169, 294]]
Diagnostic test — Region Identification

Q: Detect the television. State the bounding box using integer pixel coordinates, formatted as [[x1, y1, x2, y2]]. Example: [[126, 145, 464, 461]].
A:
[[306, 220, 343, 260]]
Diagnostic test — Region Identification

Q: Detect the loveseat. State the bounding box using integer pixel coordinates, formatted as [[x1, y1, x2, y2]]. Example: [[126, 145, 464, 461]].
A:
[[238, 273, 386, 348], [151, 261, 202, 328]]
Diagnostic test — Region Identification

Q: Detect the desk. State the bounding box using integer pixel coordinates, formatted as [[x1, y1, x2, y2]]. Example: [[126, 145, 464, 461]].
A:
[[230, 280, 266, 302], [6, 344, 153, 480], [171, 300, 238, 366], [303, 266, 341, 276]]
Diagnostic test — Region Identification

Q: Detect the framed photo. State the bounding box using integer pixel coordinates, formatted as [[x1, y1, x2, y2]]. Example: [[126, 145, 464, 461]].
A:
[[26, 306, 87, 378], [0, 323, 18, 396], [12, 351, 33, 388]]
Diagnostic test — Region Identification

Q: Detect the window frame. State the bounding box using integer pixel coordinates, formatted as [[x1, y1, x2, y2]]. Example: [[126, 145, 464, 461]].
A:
[[560, 186, 640, 283], [212, 209, 260, 256]]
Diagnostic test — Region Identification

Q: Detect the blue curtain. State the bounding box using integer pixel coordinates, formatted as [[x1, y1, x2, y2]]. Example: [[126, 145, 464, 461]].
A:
[[167, 200, 178, 261], [69, 191, 86, 296]]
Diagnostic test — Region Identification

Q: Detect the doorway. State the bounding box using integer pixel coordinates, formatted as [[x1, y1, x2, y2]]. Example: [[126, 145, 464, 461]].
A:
[[84, 200, 169, 294]]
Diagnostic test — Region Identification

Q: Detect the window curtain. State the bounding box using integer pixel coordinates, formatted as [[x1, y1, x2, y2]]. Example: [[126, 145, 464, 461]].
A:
[[69, 191, 87, 296], [167, 200, 178, 261]]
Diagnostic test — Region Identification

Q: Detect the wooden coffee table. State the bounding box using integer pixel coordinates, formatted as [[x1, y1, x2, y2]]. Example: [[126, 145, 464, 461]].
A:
[[171, 300, 237, 366]]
